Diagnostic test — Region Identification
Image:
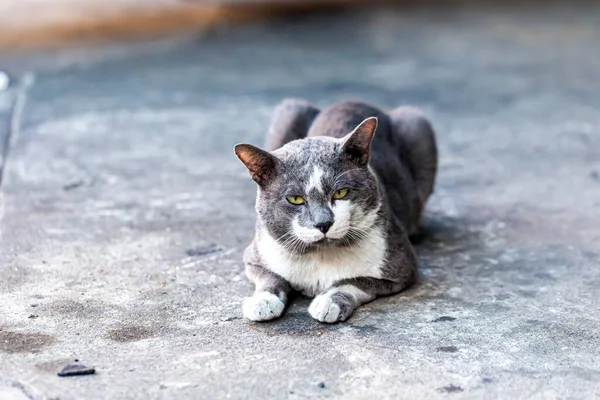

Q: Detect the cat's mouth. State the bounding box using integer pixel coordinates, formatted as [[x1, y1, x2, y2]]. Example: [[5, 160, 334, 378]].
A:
[[301, 236, 346, 251], [300, 230, 353, 247], [300, 237, 327, 249]]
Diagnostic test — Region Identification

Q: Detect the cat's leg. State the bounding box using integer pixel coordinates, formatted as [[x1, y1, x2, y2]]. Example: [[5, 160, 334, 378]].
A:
[[388, 106, 438, 233], [308, 277, 412, 323], [309, 225, 418, 323], [265, 98, 320, 151], [243, 260, 291, 322]]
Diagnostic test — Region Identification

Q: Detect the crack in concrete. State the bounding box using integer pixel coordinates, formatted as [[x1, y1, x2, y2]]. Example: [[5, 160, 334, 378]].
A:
[[9, 381, 36, 400]]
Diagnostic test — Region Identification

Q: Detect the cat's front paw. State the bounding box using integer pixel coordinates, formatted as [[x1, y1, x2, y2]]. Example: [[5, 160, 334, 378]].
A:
[[243, 291, 285, 322], [309, 292, 351, 323]]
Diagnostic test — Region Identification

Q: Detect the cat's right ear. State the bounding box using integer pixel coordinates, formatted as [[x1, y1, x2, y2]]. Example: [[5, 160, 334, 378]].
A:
[[341, 117, 378, 166], [234, 144, 281, 186]]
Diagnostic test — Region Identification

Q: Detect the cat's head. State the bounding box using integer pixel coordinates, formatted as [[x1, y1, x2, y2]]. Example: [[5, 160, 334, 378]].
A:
[[235, 117, 381, 253]]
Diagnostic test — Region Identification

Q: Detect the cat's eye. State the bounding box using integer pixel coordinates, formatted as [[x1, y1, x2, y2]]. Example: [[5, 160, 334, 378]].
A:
[[287, 196, 305, 205], [333, 188, 349, 200]]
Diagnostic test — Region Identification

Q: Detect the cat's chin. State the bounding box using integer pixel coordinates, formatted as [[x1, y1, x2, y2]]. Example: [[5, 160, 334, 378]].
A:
[[299, 236, 357, 253]]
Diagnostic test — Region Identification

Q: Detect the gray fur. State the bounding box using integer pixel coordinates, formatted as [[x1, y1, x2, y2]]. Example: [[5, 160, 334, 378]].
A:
[[235, 99, 438, 323]]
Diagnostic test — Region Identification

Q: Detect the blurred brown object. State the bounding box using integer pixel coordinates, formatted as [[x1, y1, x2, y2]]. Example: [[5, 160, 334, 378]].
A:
[[0, 0, 396, 50]]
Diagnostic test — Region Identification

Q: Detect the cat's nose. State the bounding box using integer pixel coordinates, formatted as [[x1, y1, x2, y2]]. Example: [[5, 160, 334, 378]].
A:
[[315, 221, 333, 234]]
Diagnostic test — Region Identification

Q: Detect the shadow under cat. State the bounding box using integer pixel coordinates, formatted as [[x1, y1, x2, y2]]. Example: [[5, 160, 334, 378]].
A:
[[248, 210, 486, 335]]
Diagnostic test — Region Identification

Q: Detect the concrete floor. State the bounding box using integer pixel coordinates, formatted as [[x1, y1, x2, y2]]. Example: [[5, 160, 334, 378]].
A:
[[1, 2, 600, 399]]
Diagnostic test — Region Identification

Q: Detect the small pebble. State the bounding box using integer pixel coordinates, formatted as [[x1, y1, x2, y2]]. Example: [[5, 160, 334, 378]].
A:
[[63, 180, 84, 191], [432, 316, 456, 322], [317, 381, 325, 388], [57, 364, 96, 377], [185, 247, 222, 257], [219, 316, 240, 322]]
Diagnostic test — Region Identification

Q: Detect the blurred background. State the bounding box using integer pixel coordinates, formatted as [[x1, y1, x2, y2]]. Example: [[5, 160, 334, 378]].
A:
[[1, 1, 599, 399], [0, 0, 403, 50]]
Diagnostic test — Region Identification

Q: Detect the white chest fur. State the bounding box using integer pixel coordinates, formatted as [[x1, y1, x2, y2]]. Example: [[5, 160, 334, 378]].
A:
[[257, 227, 387, 297]]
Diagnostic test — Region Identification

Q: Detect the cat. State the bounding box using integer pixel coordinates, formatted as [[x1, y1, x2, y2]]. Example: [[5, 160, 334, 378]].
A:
[[234, 99, 437, 323]]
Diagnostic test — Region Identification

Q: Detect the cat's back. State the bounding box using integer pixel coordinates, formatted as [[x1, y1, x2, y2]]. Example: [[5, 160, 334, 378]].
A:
[[307, 101, 394, 140]]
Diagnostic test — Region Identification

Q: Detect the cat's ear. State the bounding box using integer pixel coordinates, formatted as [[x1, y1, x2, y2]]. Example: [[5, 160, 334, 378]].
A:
[[234, 144, 281, 186], [341, 117, 378, 166]]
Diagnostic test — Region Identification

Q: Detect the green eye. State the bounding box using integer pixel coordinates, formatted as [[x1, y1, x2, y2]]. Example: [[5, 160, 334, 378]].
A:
[[333, 188, 349, 200], [287, 196, 305, 205]]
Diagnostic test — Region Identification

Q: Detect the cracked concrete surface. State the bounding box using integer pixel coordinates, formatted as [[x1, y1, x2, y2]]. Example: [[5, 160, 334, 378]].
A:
[[1, 2, 600, 399]]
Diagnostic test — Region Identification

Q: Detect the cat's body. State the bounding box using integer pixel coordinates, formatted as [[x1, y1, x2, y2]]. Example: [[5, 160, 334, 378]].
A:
[[235, 99, 437, 323]]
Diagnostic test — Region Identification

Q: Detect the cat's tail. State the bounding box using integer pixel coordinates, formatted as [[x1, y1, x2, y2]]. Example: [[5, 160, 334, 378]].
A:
[[388, 106, 438, 223], [265, 98, 321, 151]]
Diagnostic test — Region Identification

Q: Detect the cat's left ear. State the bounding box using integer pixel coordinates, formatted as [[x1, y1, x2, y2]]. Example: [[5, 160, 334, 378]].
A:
[[341, 117, 378, 166], [234, 143, 281, 186]]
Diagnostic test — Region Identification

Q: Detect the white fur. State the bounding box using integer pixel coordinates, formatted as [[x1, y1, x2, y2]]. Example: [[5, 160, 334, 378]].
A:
[[291, 200, 354, 243], [305, 166, 325, 194], [292, 216, 324, 243], [308, 293, 341, 323], [242, 291, 285, 321], [327, 200, 351, 239], [257, 215, 387, 297], [308, 285, 373, 323], [351, 203, 380, 234]]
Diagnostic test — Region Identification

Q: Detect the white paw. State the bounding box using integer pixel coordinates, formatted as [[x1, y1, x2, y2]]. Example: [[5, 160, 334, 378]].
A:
[[308, 293, 341, 323], [242, 292, 285, 322]]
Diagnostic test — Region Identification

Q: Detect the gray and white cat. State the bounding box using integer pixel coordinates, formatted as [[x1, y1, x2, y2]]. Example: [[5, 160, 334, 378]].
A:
[[234, 99, 437, 323]]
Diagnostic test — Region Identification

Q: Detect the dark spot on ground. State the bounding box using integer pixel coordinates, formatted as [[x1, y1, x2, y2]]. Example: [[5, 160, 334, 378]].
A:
[[219, 316, 241, 322], [432, 316, 456, 322], [317, 381, 325, 388], [437, 345, 459, 353], [0, 330, 55, 353], [590, 170, 599, 181], [482, 377, 493, 383], [349, 324, 379, 333], [249, 312, 337, 337], [63, 180, 85, 191], [185, 246, 222, 257], [49, 299, 103, 318], [50, 300, 86, 315], [439, 384, 464, 393], [28, 314, 39, 319], [107, 326, 157, 342]]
